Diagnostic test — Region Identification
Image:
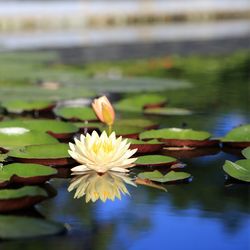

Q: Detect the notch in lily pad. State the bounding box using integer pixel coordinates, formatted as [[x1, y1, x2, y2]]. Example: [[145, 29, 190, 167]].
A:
[[0, 186, 49, 213], [135, 155, 178, 167], [140, 128, 219, 148], [0, 215, 66, 239], [138, 170, 191, 183], [8, 143, 74, 166], [0, 163, 57, 187], [221, 124, 250, 148]]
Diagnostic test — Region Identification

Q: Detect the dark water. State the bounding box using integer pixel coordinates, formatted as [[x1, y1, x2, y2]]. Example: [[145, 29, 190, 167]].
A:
[[0, 70, 250, 250]]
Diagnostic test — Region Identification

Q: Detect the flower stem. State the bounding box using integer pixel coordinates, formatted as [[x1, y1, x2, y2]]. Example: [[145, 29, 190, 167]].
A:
[[108, 125, 112, 135]]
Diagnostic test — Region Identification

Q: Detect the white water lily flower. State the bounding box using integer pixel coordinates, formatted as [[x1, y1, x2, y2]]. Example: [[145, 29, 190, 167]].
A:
[[68, 170, 136, 202], [68, 131, 137, 173]]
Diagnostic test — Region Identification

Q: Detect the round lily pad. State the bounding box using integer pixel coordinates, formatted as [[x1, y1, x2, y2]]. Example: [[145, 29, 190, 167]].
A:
[[0, 128, 58, 150], [115, 118, 158, 130], [140, 128, 218, 147], [138, 170, 191, 183], [8, 144, 73, 166], [135, 155, 178, 167], [0, 119, 78, 139], [115, 94, 167, 112], [144, 107, 193, 116], [0, 215, 66, 239], [222, 124, 250, 148], [1, 100, 54, 114], [223, 159, 250, 182], [128, 139, 163, 154], [73, 122, 102, 133], [242, 147, 250, 159], [0, 163, 57, 187], [55, 106, 97, 121], [0, 186, 48, 212]]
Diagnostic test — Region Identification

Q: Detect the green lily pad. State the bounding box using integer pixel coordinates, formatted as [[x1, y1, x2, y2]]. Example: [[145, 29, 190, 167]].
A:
[[55, 107, 97, 121], [102, 125, 144, 137], [242, 147, 250, 159], [115, 118, 157, 129], [0, 154, 8, 162], [0, 128, 58, 150], [222, 124, 250, 142], [0, 186, 48, 200], [9, 144, 70, 159], [74, 122, 102, 129], [223, 159, 250, 182], [144, 107, 193, 116], [135, 155, 177, 166], [0, 215, 66, 239], [128, 139, 162, 145], [1, 100, 54, 113], [115, 94, 166, 112], [0, 163, 57, 186], [0, 119, 78, 135], [138, 170, 191, 183], [140, 128, 211, 140]]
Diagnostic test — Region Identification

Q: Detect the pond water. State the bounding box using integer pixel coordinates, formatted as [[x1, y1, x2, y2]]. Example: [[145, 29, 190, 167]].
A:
[[0, 60, 249, 249]]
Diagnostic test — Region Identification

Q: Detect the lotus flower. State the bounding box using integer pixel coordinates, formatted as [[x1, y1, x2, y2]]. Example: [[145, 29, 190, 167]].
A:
[[92, 96, 115, 126], [68, 131, 137, 173], [68, 170, 136, 202]]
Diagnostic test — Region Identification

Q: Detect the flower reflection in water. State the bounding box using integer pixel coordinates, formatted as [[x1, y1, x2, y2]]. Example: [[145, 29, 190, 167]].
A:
[[68, 170, 136, 203]]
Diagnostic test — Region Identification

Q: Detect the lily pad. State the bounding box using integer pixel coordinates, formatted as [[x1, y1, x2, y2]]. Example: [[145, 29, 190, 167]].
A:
[[0, 163, 57, 187], [223, 159, 250, 182], [138, 170, 191, 183], [1, 100, 54, 113], [144, 107, 193, 116], [0, 186, 48, 212], [222, 125, 250, 148], [242, 147, 250, 159], [55, 106, 97, 121], [8, 144, 73, 166], [0, 215, 66, 239], [139, 128, 218, 147], [0, 154, 8, 162], [115, 94, 167, 112], [135, 155, 178, 167], [115, 118, 158, 129], [128, 139, 163, 154], [0, 128, 58, 150], [0, 119, 78, 139]]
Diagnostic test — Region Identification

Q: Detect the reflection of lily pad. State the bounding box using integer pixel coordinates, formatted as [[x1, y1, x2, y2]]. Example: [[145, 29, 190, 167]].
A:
[[136, 155, 177, 166], [0, 128, 58, 150], [138, 170, 191, 183], [1, 100, 54, 113], [222, 125, 250, 148], [144, 107, 193, 116], [55, 107, 97, 121], [0, 186, 48, 212], [9, 144, 72, 166], [242, 147, 250, 159], [0, 119, 78, 139], [223, 159, 250, 182], [115, 94, 167, 112], [0, 215, 66, 239], [0, 163, 57, 187], [128, 139, 163, 154]]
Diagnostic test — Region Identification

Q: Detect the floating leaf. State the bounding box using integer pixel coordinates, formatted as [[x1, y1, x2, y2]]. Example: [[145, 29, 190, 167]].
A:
[[223, 159, 250, 182], [0, 128, 58, 150], [0, 154, 8, 163], [102, 125, 144, 137], [0, 215, 66, 239], [55, 106, 97, 121], [115, 94, 166, 112], [135, 155, 177, 166], [144, 107, 193, 116], [115, 118, 158, 129], [1, 100, 53, 113], [140, 128, 211, 140], [138, 170, 191, 183], [222, 124, 250, 142], [128, 139, 162, 145], [0, 163, 57, 186], [242, 147, 250, 159]]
